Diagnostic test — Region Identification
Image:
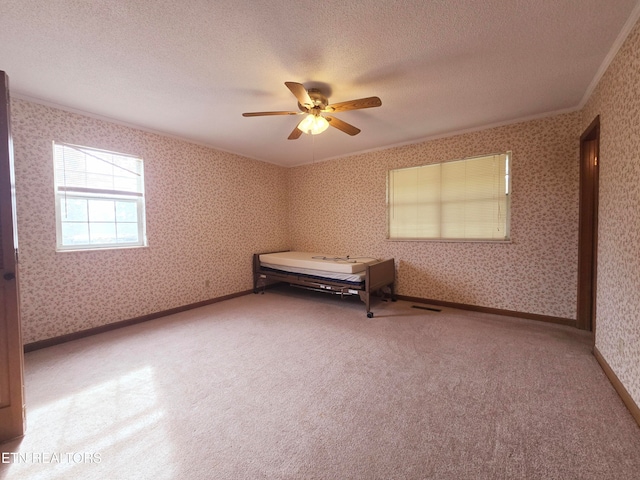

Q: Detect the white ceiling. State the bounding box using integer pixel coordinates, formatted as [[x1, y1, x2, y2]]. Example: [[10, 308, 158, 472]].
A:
[[1, 1, 639, 167]]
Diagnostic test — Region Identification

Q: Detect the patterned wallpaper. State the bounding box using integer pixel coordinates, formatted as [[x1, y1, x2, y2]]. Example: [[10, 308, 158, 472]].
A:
[[13, 99, 581, 345], [11, 99, 289, 343], [581, 17, 640, 406], [289, 112, 581, 320]]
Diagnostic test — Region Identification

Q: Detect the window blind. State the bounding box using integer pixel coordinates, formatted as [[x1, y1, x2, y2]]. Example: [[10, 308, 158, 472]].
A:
[[54, 143, 143, 196], [388, 152, 510, 240]]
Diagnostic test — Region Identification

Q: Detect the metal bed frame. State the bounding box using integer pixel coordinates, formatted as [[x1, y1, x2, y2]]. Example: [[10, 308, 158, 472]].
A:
[[253, 252, 395, 318]]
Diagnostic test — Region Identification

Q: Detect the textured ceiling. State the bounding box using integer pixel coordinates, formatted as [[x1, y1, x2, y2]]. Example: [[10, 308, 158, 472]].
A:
[[1, 0, 639, 166]]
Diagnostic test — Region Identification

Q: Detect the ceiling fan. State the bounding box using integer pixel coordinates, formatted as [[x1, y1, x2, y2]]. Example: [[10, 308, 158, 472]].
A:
[[242, 82, 382, 140]]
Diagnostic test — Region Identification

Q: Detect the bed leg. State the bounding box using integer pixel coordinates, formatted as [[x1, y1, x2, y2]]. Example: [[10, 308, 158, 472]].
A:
[[253, 275, 266, 294], [358, 291, 373, 318]]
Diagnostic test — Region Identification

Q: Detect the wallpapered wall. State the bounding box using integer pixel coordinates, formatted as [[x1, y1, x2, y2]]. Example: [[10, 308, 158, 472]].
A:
[[11, 99, 289, 343], [12, 99, 581, 346], [581, 17, 640, 407], [288, 112, 581, 320]]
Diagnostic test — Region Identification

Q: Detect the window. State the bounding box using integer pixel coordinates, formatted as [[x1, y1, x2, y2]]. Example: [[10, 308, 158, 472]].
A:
[[54, 142, 147, 250], [387, 152, 510, 241]]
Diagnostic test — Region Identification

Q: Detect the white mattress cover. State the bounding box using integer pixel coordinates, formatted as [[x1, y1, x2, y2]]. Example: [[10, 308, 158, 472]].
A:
[[259, 251, 378, 274]]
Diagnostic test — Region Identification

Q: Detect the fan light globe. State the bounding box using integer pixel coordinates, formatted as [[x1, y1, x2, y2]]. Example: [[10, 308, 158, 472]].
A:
[[299, 114, 329, 135]]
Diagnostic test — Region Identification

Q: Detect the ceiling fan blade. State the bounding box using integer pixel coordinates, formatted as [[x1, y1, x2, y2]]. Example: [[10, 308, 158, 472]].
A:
[[285, 82, 313, 108], [288, 125, 303, 140], [324, 96, 382, 113], [325, 115, 361, 136], [242, 111, 300, 117]]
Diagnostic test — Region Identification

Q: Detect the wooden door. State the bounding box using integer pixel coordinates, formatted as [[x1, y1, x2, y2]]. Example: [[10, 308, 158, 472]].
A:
[[0, 70, 25, 442], [576, 116, 600, 333]]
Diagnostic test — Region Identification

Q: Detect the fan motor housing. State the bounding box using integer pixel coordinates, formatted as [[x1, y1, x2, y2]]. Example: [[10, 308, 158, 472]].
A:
[[298, 88, 328, 113]]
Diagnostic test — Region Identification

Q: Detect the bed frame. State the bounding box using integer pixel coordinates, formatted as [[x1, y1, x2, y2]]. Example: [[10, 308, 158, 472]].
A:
[[253, 252, 395, 318]]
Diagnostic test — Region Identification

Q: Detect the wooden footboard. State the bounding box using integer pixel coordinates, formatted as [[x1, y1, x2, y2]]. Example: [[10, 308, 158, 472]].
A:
[[253, 252, 395, 318]]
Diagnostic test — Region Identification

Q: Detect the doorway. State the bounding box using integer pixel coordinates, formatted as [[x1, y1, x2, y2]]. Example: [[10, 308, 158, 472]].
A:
[[576, 116, 600, 332]]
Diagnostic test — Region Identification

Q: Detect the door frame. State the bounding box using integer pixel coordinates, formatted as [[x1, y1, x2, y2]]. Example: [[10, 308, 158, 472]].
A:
[[576, 115, 600, 333], [0, 70, 25, 443]]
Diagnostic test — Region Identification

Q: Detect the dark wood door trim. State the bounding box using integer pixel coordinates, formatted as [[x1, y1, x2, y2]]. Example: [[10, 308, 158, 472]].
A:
[[576, 115, 600, 332], [0, 71, 26, 442]]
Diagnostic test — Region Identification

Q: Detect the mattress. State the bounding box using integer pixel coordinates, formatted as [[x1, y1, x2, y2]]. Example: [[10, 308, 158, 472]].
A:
[[260, 264, 366, 283], [259, 251, 379, 274]]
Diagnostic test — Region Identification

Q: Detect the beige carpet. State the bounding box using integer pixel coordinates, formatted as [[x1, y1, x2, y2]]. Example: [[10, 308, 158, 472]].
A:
[[1, 286, 639, 479]]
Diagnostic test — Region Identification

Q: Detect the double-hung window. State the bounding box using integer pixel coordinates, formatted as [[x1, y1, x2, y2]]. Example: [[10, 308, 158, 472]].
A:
[[387, 152, 511, 241], [54, 142, 147, 250]]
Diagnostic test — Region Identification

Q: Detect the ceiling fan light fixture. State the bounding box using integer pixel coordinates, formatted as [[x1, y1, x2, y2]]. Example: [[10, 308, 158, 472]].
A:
[[299, 114, 329, 135], [243, 82, 381, 139]]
